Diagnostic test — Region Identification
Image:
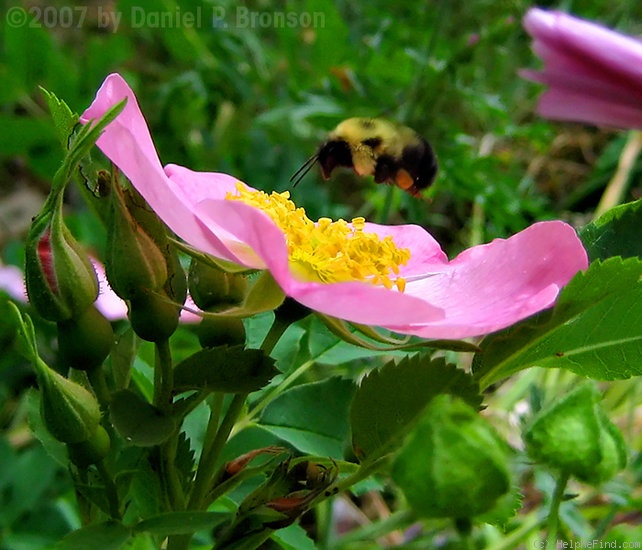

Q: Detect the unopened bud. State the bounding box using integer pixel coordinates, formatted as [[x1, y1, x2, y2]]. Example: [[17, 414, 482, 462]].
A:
[[188, 259, 247, 311], [129, 289, 180, 342], [38, 363, 100, 444], [67, 424, 111, 467], [393, 395, 511, 519], [197, 316, 246, 348], [25, 202, 98, 321], [106, 184, 168, 299], [524, 382, 627, 484]]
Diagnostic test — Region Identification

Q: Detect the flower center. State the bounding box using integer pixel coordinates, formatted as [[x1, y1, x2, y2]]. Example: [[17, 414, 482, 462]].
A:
[[226, 184, 410, 291]]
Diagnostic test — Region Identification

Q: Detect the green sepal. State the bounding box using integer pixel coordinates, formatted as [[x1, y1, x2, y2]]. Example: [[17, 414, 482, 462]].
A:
[[40, 87, 78, 150], [392, 394, 511, 519]]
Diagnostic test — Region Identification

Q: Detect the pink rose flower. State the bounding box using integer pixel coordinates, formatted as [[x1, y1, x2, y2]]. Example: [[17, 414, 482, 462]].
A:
[[81, 73, 588, 339], [522, 8, 642, 128]]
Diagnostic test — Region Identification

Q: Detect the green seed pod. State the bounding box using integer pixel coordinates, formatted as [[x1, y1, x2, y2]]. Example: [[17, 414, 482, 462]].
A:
[[67, 424, 111, 468], [196, 316, 246, 348], [392, 395, 511, 519], [188, 259, 247, 311], [129, 290, 180, 342], [524, 382, 627, 484], [25, 202, 98, 322], [57, 306, 113, 371], [38, 364, 101, 444]]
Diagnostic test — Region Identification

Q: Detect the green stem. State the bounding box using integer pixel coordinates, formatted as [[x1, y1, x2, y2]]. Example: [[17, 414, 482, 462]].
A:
[[234, 359, 314, 435], [86, 366, 111, 411], [454, 517, 474, 550], [153, 339, 173, 412], [96, 460, 121, 520], [161, 436, 186, 511], [547, 471, 569, 541], [261, 316, 290, 356], [188, 393, 249, 511]]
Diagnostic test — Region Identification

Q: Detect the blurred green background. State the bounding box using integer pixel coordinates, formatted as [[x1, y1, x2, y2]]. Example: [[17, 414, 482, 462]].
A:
[[2, 1, 642, 548]]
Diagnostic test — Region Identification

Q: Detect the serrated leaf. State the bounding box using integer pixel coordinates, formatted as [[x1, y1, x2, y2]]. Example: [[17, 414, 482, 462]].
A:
[[134, 511, 227, 536], [580, 198, 642, 261], [350, 355, 481, 461], [173, 345, 277, 394], [110, 389, 175, 446], [473, 257, 642, 388], [476, 486, 523, 527], [57, 521, 130, 550], [40, 87, 78, 150], [259, 378, 354, 457]]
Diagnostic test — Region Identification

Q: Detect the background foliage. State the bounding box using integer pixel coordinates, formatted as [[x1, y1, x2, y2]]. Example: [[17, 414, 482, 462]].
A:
[[2, 0, 642, 548]]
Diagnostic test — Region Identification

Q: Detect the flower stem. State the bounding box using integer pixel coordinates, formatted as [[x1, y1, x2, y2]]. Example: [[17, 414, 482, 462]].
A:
[[96, 460, 121, 520], [153, 338, 173, 412], [547, 471, 569, 541], [188, 392, 249, 511]]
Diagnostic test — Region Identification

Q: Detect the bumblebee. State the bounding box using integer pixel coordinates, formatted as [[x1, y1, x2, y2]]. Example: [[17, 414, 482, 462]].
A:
[[291, 117, 438, 196]]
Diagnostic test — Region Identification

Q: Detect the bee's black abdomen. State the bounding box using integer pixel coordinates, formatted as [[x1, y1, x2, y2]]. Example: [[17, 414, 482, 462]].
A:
[[373, 155, 398, 184], [317, 140, 354, 179], [401, 137, 438, 191]]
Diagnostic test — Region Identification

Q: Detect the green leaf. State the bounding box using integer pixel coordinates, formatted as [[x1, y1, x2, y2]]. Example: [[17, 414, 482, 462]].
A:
[[270, 523, 316, 550], [110, 389, 176, 446], [473, 257, 642, 388], [259, 378, 354, 457], [135, 511, 227, 536], [40, 87, 78, 150], [173, 345, 277, 394], [350, 355, 481, 461], [580, 198, 642, 261], [57, 521, 131, 550]]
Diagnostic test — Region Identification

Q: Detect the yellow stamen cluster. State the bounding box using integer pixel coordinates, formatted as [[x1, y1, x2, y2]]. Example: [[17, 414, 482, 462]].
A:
[[226, 184, 410, 291]]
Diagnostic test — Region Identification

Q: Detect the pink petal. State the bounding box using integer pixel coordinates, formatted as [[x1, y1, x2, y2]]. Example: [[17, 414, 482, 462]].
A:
[[91, 259, 128, 320], [385, 221, 588, 338], [81, 74, 246, 264], [523, 8, 642, 128], [0, 263, 26, 302]]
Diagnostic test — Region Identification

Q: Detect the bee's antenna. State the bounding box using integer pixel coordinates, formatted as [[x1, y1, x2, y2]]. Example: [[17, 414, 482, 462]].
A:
[[290, 153, 319, 188]]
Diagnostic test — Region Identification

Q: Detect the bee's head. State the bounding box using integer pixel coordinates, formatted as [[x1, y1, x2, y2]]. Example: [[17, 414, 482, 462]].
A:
[[317, 139, 354, 179]]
